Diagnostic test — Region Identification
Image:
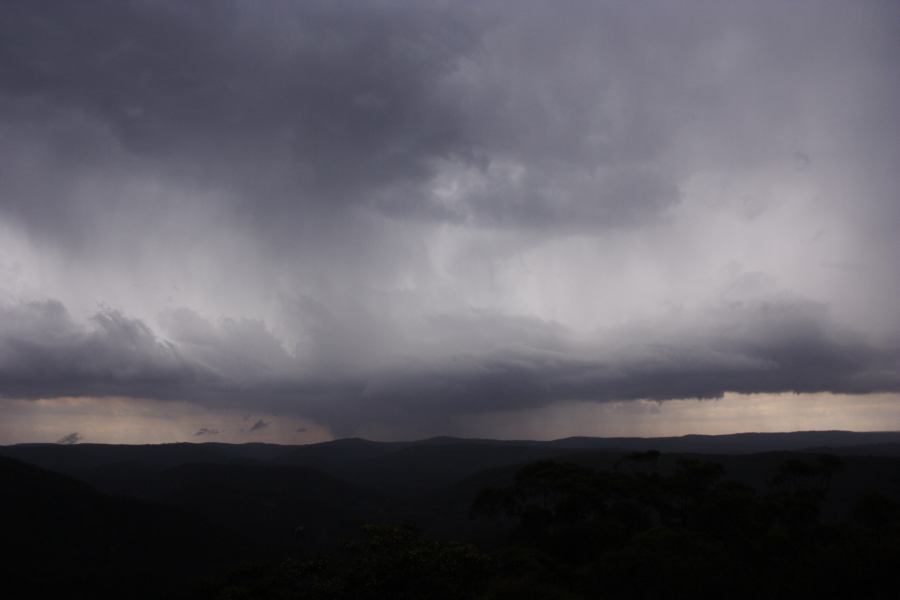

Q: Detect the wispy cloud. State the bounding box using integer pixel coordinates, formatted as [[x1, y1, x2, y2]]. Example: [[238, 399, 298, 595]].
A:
[[194, 427, 221, 437], [56, 432, 82, 445], [243, 419, 269, 433]]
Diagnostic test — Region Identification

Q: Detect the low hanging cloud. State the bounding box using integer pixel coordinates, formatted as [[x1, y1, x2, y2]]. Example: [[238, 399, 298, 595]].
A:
[[0, 293, 897, 436], [243, 419, 269, 434], [194, 427, 221, 437], [56, 432, 82, 445], [0, 300, 211, 400], [0, 1, 899, 438]]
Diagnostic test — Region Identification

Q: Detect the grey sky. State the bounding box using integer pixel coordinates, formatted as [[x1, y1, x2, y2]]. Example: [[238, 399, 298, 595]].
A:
[[0, 1, 898, 439]]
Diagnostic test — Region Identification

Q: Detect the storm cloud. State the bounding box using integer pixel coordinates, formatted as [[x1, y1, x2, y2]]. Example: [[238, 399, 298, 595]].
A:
[[0, 1, 898, 437]]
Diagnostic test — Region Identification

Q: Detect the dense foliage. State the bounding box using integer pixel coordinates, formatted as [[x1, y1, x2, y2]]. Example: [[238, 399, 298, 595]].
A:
[[203, 453, 900, 599]]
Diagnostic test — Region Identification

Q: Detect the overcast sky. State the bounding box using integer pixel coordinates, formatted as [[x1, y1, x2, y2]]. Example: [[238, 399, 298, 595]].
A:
[[1, 0, 899, 443]]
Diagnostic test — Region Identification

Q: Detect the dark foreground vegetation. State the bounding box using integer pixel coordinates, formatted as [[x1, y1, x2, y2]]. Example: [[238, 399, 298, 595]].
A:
[[4, 432, 900, 599]]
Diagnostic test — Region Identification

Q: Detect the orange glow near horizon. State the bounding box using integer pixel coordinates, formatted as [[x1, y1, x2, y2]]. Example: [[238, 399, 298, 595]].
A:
[[2, 392, 899, 445], [454, 392, 900, 441]]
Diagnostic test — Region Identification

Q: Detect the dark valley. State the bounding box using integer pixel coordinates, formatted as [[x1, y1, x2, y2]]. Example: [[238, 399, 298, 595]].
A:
[[4, 431, 900, 598]]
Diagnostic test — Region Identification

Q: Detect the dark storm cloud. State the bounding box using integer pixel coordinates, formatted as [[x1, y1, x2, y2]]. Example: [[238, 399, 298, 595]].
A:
[[0, 300, 209, 400], [0, 296, 896, 435], [336, 297, 900, 433], [0, 0, 726, 235], [1, 1, 899, 437], [0, 0, 480, 233]]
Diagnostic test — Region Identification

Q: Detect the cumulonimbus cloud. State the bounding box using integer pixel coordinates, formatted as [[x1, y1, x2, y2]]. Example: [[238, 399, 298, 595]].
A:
[[0, 1, 898, 438]]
